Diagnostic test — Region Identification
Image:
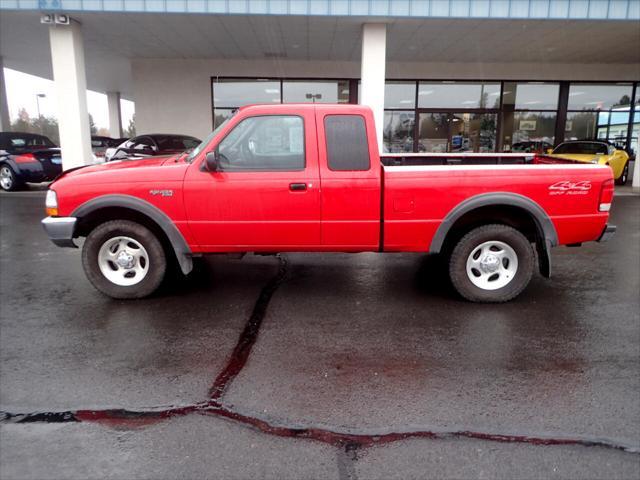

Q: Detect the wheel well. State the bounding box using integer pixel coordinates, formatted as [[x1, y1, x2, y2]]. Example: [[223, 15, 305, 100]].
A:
[[75, 207, 175, 260], [440, 205, 541, 254]]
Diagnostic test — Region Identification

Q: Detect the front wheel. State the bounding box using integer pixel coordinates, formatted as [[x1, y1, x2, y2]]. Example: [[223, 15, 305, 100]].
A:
[[0, 165, 22, 191], [615, 161, 629, 186], [449, 224, 534, 303], [82, 220, 167, 299]]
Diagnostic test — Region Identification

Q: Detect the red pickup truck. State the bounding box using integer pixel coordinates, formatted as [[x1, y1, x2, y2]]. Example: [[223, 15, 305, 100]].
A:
[[41, 104, 615, 302]]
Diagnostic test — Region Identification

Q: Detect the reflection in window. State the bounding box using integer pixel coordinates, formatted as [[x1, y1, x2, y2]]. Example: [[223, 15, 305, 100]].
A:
[[283, 80, 349, 103], [214, 108, 235, 129], [567, 84, 633, 110], [418, 82, 501, 109], [564, 112, 600, 141], [509, 112, 556, 153], [213, 79, 280, 108], [383, 111, 415, 153], [502, 82, 559, 110], [450, 113, 497, 153], [418, 113, 449, 153], [217, 116, 305, 171], [384, 82, 416, 109]]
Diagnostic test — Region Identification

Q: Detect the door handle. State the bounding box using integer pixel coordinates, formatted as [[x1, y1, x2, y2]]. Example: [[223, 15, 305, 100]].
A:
[[289, 183, 307, 191]]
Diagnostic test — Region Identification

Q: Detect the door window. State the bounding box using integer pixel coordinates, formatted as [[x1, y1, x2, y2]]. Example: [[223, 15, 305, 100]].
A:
[[217, 116, 305, 171], [324, 115, 370, 171]]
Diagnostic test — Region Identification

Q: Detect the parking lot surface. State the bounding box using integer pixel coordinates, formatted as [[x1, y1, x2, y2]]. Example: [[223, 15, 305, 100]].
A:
[[1, 189, 639, 479]]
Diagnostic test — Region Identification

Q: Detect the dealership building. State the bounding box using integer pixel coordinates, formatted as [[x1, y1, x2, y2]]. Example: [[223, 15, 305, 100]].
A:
[[0, 0, 639, 182]]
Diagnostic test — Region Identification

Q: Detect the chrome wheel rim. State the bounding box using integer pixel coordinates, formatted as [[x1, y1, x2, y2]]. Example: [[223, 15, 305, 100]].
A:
[[0, 167, 13, 190], [98, 236, 149, 286], [466, 240, 518, 291]]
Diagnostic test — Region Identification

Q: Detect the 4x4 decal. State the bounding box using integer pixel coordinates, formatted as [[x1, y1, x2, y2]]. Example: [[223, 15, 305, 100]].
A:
[[548, 181, 592, 195]]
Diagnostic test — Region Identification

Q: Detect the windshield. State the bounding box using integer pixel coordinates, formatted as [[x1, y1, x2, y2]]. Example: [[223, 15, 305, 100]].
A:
[[553, 142, 608, 155], [1, 133, 56, 150], [187, 116, 234, 162]]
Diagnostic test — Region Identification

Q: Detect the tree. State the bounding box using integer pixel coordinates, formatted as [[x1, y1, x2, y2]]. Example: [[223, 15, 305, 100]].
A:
[[9, 107, 60, 144], [88, 114, 97, 135], [124, 115, 136, 138]]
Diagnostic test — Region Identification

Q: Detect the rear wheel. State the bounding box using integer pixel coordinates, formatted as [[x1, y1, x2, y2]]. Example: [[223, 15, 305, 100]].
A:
[[615, 161, 629, 186], [449, 224, 534, 303], [82, 220, 166, 299], [0, 165, 22, 191]]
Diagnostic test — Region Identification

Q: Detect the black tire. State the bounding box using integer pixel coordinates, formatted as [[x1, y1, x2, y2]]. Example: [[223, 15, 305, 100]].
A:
[[0, 164, 23, 192], [82, 220, 167, 299], [615, 161, 629, 186], [449, 224, 534, 303]]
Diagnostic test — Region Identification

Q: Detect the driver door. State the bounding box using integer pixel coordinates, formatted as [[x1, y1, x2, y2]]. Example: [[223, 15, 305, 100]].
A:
[[184, 110, 321, 251]]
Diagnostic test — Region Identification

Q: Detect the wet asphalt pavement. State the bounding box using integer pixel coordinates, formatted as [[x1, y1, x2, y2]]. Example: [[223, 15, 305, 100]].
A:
[[0, 189, 639, 479]]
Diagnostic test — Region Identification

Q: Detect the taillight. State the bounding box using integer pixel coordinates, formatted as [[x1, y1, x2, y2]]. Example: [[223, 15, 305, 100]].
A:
[[598, 178, 614, 212], [14, 153, 38, 164]]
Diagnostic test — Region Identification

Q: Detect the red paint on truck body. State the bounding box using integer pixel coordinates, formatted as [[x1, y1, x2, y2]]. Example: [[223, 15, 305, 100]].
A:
[[50, 104, 612, 253]]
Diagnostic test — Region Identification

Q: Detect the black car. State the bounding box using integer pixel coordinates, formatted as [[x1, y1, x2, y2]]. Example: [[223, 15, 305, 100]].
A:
[[0, 132, 62, 191], [106, 134, 201, 161]]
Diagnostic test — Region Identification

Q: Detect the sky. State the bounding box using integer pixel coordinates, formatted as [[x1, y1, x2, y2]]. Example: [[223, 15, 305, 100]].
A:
[[4, 68, 134, 133]]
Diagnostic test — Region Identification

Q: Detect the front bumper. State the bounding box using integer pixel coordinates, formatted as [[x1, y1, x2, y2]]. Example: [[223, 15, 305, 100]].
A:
[[597, 224, 617, 243], [41, 216, 77, 248]]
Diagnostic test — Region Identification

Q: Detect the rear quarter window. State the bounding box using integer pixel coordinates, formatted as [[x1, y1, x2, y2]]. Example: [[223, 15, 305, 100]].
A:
[[324, 115, 370, 171]]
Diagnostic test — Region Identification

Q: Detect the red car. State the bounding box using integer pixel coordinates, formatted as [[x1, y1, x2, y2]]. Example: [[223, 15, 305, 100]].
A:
[[42, 104, 615, 302]]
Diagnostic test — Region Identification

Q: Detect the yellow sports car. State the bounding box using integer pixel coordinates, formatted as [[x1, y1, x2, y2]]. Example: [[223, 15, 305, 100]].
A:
[[548, 140, 630, 185]]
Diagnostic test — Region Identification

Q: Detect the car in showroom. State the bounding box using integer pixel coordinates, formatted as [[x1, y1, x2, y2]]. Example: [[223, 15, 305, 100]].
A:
[[512, 140, 553, 154], [90, 135, 122, 163], [545, 140, 630, 185], [105, 134, 201, 161], [0, 132, 62, 191]]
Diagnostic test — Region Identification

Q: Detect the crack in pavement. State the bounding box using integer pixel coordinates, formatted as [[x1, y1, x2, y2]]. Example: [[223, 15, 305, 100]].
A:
[[1, 253, 639, 462]]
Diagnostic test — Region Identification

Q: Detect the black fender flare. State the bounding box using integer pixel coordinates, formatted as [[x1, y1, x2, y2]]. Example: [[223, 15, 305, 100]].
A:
[[429, 192, 558, 278], [72, 194, 193, 275]]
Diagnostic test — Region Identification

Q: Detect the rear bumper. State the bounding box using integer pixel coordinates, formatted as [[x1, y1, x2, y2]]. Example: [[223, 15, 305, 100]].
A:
[[597, 224, 616, 243], [41, 216, 77, 248]]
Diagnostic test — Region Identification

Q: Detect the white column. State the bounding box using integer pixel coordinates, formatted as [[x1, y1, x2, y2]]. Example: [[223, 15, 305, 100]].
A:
[[360, 23, 387, 153], [107, 91, 123, 138], [49, 20, 92, 170], [632, 157, 639, 188], [0, 57, 11, 131]]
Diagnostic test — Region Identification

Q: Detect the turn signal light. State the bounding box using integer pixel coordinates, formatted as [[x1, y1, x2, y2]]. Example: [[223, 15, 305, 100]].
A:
[[45, 190, 58, 217], [599, 178, 614, 212]]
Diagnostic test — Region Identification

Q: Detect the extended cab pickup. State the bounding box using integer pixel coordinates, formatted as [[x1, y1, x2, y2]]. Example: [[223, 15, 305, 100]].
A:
[[42, 104, 616, 302]]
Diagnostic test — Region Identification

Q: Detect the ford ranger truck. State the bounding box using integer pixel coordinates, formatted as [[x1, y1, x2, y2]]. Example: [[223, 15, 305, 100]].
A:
[[41, 104, 616, 302]]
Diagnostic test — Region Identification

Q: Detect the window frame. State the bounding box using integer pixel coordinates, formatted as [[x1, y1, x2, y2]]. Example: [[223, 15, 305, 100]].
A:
[[213, 114, 307, 173]]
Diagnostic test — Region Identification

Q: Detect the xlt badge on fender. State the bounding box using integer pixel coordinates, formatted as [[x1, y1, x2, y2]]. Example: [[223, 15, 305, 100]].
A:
[[149, 189, 173, 197]]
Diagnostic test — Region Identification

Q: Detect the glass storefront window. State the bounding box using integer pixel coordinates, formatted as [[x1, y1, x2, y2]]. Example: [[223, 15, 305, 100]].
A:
[[283, 80, 349, 103], [384, 82, 416, 108], [213, 108, 235, 129], [568, 83, 633, 110], [418, 82, 500, 109], [502, 82, 559, 110], [507, 112, 556, 153], [213, 79, 280, 108], [418, 113, 449, 152], [564, 111, 600, 141], [417, 112, 497, 153], [383, 111, 415, 153]]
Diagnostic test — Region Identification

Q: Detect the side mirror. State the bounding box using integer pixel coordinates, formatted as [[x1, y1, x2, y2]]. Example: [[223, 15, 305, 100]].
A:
[[204, 151, 219, 172]]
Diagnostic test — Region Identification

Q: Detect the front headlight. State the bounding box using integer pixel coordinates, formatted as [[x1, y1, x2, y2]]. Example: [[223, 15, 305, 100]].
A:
[[45, 189, 58, 216], [590, 156, 601, 164]]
